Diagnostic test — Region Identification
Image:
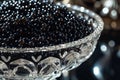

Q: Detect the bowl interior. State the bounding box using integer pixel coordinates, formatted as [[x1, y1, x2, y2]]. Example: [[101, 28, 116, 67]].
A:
[[0, 3, 104, 53]]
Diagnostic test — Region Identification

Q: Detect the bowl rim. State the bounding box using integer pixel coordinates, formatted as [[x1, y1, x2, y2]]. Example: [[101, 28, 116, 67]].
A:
[[0, 3, 104, 53]]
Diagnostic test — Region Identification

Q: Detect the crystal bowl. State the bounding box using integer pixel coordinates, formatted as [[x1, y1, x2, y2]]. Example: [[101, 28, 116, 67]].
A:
[[0, 3, 104, 80]]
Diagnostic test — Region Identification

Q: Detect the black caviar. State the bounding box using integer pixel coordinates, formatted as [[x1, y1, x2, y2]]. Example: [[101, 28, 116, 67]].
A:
[[0, 0, 94, 48]]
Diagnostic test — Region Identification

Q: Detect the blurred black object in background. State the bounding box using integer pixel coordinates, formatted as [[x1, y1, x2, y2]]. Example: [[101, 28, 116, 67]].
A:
[[56, 0, 120, 80]]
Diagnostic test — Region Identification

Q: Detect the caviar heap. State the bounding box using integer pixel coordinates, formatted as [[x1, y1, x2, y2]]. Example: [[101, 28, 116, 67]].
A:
[[0, 0, 94, 48]]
